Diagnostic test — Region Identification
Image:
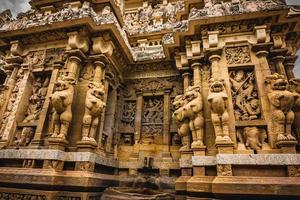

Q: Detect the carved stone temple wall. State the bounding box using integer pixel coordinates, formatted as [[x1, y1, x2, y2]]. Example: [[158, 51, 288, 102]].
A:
[[0, 0, 300, 199]]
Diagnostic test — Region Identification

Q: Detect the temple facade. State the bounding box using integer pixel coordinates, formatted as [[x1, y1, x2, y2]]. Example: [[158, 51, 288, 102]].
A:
[[0, 0, 300, 199]]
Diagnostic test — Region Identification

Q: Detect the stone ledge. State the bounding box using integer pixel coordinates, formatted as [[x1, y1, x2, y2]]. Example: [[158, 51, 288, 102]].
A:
[[191, 154, 300, 167], [0, 149, 117, 167]]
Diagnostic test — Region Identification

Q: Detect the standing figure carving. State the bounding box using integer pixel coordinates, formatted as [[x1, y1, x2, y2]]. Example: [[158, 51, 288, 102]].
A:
[[265, 74, 298, 143], [50, 75, 76, 140], [81, 82, 106, 144], [208, 78, 232, 143], [172, 95, 190, 151], [183, 85, 204, 148]]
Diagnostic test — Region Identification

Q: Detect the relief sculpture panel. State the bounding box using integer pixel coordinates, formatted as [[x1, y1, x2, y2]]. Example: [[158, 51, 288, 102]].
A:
[[230, 69, 261, 121]]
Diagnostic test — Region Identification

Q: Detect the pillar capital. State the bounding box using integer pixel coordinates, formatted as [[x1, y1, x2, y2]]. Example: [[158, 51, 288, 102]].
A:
[[272, 55, 285, 63], [256, 50, 269, 58], [191, 62, 201, 69], [209, 55, 221, 63]]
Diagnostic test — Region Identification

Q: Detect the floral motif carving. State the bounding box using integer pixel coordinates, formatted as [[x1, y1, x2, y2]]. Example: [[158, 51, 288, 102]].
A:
[[217, 164, 233, 176], [225, 46, 251, 65], [230, 69, 261, 121], [0, 192, 46, 200], [287, 165, 300, 177]]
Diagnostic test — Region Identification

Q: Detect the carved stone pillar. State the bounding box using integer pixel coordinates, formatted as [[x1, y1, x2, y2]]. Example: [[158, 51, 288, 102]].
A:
[[67, 56, 81, 79], [191, 62, 201, 86], [256, 51, 271, 77], [182, 72, 190, 92], [284, 55, 298, 80], [31, 63, 62, 147], [105, 89, 117, 153], [209, 55, 221, 79], [163, 89, 171, 145], [94, 60, 106, 82], [134, 91, 143, 144], [272, 56, 287, 78]]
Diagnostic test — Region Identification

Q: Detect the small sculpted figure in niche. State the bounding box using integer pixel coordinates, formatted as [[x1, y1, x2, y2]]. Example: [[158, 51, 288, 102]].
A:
[[183, 85, 204, 148], [172, 94, 190, 151], [14, 127, 34, 148], [81, 82, 106, 144], [237, 127, 267, 150], [265, 73, 298, 142], [50, 75, 76, 140], [208, 78, 232, 143], [230, 70, 260, 120]]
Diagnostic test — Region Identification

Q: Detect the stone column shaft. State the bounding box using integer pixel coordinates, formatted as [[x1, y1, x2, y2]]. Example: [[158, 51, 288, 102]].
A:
[[209, 55, 221, 79], [134, 92, 143, 143], [273, 56, 287, 78], [67, 56, 81, 79], [192, 62, 202, 86], [98, 79, 110, 148], [182, 72, 190, 93], [163, 89, 171, 145], [94, 61, 106, 82], [256, 51, 271, 77]]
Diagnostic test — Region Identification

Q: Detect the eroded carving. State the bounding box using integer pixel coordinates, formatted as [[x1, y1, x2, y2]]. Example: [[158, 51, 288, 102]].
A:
[[217, 164, 233, 176], [14, 127, 34, 147], [225, 46, 251, 65]]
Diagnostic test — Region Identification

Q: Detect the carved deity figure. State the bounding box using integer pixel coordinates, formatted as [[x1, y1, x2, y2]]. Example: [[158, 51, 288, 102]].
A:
[[265, 73, 298, 143], [237, 127, 267, 150], [208, 78, 232, 143], [172, 95, 190, 151], [81, 82, 106, 144], [50, 75, 76, 139], [230, 70, 260, 121], [183, 85, 204, 148]]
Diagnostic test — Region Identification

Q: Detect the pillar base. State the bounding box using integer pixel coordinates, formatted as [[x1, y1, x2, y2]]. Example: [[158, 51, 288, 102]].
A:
[[192, 146, 206, 156], [276, 140, 297, 153], [77, 140, 97, 152], [215, 140, 234, 154], [48, 137, 68, 151]]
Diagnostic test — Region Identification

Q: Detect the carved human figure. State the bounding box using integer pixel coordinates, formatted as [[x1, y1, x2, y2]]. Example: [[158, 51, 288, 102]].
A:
[[50, 75, 76, 139], [183, 85, 204, 148], [172, 94, 190, 151], [14, 127, 34, 147], [238, 127, 267, 150], [245, 97, 261, 120], [265, 73, 298, 142], [81, 82, 106, 144], [208, 78, 232, 143]]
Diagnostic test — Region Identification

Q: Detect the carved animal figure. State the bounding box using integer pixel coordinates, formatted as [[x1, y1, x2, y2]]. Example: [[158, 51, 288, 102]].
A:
[[81, 82, 106, 143], [50, 75, 75, 139], [183, 85, 204, 148], [208, 79, 232, 143], [239, 127, 267, 150], [172, 94, 190, 151], [265, 74, 298, 142]]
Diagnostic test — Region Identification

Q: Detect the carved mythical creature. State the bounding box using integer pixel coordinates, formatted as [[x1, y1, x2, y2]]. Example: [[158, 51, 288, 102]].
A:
[[183, 85, 204, 148], [208, 79, 232, 143], [172, 95, 190, 151], [238, 127, 267, 150], [50, 75, 76, 139], [265, 74, 298, 142], [81, 82, 106, 143]]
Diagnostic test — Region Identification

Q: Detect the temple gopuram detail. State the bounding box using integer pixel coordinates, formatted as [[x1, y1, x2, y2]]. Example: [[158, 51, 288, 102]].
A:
[[0, 0, 300, 199]]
